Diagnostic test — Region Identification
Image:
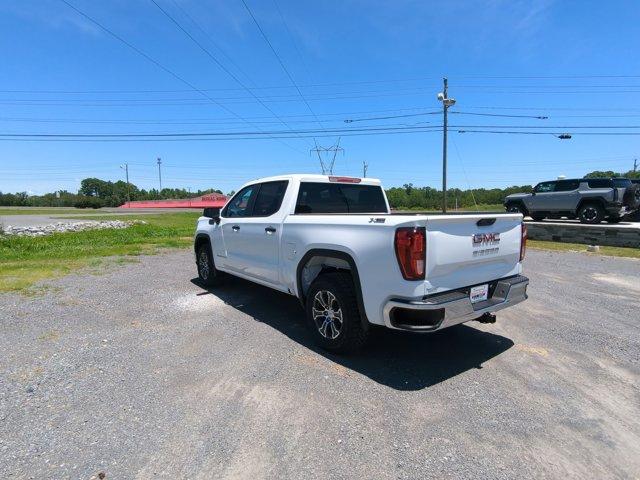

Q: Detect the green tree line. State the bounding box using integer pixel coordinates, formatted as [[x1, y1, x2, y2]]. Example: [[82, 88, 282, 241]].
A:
[[0, 177, 224, 208], [1, 169, 638, 209]]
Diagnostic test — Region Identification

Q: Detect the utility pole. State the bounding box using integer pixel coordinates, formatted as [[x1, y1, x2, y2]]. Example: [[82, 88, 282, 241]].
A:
[[437, 77, 456, 213], [157, 157, 162, 193], [634, 158, 638, 172], [120, 163, 130, 203], [362, 160, 369, 178]]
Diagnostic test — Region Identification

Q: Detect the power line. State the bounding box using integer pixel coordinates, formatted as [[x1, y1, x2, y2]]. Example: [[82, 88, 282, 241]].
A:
[[58, 0, 306, 154], [272, 0, 314, 85], [464, 105, 640, 112], [168, 0, 256, 88], [456, 129, 640, 136], [3, 126, 640, 143], [345, 110, 548, 122], [240, 0, 326, 133], [5, 75, 640, 95], [149, 0, 313, 146], [0, 107, 437, 124]]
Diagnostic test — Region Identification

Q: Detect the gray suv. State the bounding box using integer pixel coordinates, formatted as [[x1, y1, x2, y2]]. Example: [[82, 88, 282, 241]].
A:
[[504, 178, 640, 224]]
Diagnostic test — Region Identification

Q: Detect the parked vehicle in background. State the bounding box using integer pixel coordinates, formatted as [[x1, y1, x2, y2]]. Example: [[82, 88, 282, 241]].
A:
[[504, 178, 640, 224], [194, 174, 529, 353]]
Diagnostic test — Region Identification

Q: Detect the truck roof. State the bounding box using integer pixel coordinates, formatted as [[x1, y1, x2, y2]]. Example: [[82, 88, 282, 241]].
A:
[[245, 173, 382, 186]]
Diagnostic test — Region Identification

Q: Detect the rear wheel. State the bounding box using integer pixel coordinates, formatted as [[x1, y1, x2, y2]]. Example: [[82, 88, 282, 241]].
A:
[[196, 243, 222, 287], [305, 272, 368, 353], [578, 203, 605, 224]]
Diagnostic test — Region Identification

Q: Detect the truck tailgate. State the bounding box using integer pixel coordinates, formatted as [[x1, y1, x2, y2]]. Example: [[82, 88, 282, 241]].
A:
[[423, 214, 523, 289]]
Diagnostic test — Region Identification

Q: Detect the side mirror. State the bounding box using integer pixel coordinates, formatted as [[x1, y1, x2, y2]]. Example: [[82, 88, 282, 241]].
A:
[[208, 215, 220, 225]]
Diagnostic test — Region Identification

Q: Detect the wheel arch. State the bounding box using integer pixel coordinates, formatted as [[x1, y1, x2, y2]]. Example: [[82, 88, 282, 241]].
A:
[[505, 200, 528, 215], [296, 248, 368, 326], [194, 233, 211, 257], [576, 197, 606, 212]]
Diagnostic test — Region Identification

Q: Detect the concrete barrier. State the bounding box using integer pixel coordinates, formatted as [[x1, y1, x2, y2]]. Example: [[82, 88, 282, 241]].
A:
[[526, 221, 640, 248]]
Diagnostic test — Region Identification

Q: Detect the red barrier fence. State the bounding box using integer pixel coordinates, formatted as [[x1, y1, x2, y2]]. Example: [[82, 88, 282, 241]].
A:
[[119, 193, 227, 209]]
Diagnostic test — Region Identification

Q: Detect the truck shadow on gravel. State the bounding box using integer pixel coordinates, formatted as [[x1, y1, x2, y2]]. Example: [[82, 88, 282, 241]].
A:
[[192, 276, 514, 391]]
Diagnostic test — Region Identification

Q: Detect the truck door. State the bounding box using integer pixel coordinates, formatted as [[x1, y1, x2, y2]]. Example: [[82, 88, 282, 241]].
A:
[[553, 179, 580, 211], [529, 181, 556, 212], [235, 180, 289, 285], [217, 184, 259, 272]]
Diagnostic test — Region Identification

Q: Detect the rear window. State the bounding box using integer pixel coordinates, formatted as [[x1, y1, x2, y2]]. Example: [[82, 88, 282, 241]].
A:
[[555, 180, 579, 192], [612, 178, 632, 188], [587, 179, 612, 188], [295, 182, 387, 214]]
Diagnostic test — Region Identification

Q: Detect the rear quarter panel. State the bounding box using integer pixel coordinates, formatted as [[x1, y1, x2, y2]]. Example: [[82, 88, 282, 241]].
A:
[[281, 215, 427, 325]]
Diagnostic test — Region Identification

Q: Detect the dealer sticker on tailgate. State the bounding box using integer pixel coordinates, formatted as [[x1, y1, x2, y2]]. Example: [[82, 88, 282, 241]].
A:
[[470, 284, 489, 303]]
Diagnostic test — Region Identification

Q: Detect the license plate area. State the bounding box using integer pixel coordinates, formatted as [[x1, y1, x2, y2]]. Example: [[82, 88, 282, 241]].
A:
[[470, 284, 489, 304]]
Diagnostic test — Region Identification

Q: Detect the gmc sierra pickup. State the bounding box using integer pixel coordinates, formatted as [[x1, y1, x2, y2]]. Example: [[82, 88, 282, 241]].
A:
[[194, 174, 529, 352]]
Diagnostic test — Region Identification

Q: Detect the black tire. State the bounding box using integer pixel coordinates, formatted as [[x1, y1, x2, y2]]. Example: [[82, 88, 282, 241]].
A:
[[505, 202, 526, 216], [578, 203, 605, 224], [606, 216, 623, 223], [530, 214, 545, 222], [196, 243, 222, 287], [305, 271, 369, 353]]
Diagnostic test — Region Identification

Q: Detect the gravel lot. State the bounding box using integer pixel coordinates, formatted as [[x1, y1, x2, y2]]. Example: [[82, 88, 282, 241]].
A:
[[1, 249, 639, 479]]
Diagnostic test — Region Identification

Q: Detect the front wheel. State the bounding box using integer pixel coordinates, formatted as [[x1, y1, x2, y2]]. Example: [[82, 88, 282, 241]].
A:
[[196, 243, 222, 287], [305, 272, 369, 353], [578, 204, 605, 224], [505, 203, 526, 216]]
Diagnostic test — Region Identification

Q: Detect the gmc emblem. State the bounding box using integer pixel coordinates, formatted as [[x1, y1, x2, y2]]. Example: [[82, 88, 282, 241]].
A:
[[472, 232, 501, 245]]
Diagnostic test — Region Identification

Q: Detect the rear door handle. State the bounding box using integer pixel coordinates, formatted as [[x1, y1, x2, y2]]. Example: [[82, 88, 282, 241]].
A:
[[265, 227, 276, 234], [232, 225, 240, 231]]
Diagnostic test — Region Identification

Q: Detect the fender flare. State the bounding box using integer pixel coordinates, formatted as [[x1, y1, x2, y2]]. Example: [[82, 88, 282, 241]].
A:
[[576, 197, 607, 212], [296, 248, 369, 327], [504, 199, 528, 215]]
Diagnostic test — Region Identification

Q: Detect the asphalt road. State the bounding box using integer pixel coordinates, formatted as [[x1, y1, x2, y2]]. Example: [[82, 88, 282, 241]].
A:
[[1, 250, 639, 479]]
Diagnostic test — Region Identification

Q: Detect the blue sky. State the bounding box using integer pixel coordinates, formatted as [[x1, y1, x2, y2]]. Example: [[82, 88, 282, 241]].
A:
[[0, 0, 639, 195]]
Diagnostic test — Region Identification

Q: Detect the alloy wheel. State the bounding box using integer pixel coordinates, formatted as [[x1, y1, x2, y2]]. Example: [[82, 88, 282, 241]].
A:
[[312, 290, 343, 339], [198, 249, 210, 280]]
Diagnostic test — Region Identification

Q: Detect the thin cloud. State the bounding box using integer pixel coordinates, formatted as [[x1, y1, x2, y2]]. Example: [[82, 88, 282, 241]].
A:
[[1, 0, 102, 36]]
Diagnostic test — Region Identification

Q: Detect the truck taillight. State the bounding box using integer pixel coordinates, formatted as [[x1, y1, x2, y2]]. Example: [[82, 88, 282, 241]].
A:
[[520, 223, 527, 261], [395, 227, 426, 280]]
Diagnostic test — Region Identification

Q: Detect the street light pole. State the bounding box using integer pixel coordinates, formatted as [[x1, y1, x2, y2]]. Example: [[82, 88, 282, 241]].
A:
[[437, 78, 456, 213], [442, 78, 448, 213]]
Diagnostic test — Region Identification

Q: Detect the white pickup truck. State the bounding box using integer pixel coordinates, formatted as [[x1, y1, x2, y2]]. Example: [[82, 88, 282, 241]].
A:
[[194, 174, 529, 352]]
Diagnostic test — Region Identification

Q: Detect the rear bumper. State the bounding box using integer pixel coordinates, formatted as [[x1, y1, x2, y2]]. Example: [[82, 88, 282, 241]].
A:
[[382, 275, 529, 332], [605, 204, 635, 217]]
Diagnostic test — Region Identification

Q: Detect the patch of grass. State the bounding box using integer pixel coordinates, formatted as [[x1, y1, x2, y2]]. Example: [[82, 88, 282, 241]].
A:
[[528, 240, 640, 259], [0, 212, 200, 292]]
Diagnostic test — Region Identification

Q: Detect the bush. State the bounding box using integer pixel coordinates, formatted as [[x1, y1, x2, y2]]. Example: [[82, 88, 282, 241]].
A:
[[73, 196, 105, 209]]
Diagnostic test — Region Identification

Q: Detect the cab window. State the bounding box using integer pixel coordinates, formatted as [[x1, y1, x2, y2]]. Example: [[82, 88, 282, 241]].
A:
[[534, 181, 556, 193], [222, 185, 257, 218], [252, 181, 288, 217], [555, 180, 579, 192]]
